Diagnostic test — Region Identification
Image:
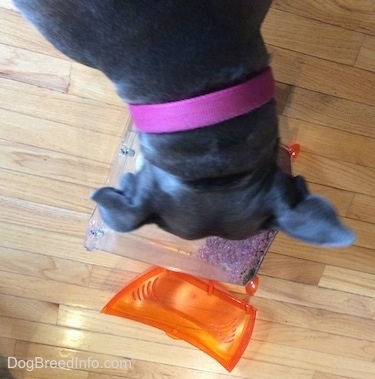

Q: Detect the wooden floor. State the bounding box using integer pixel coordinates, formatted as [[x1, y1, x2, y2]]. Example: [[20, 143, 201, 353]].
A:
[[1, 1, 375, 378]]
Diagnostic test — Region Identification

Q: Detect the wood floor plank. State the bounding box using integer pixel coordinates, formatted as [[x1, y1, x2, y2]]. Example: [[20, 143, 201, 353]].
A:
[[355, 35, 375, 72], [284, 87, 375, 139], [0, 271, 110, 310], [0, 78, 126, 136], [87, 374, 127, 379], [86, 374, 140, 379], [293, 152, 375, 197], [0, 294, 58, 324], [263, 8, 363, 65], [245, 340, 375, 379], [347, 193, 375, 223], [250, 297, 375, 342], [0, 108, 119, 163], [256, 276, 375, 320], [0, 44, 70, 91], [0, 221, 143, 270], [0, 337, 16, 364], [270, 45, 375, 107], [0, 139, 109, 187], [0, 247, 91, 286], [87, 364, 313, 379], [252, 319, 375, 362], [0, 195, 89, 237], [0, 8, 67, 59], [279, 116, 375, 169], [86, 372, 231, 379], [0, 168, 94, 212], [270, 235, 375, 276], [313, 373, 352, 379], [69, 63, 123, 107], [89, 266, 146, 292], [272, 0, 375, 35], [319, 266, 375, 298], [8, 368, 89, 379], [0, 370, 14, 379]]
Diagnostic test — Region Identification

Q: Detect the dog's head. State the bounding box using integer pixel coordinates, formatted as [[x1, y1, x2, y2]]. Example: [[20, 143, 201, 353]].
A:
[[91, 164, 355, 247]]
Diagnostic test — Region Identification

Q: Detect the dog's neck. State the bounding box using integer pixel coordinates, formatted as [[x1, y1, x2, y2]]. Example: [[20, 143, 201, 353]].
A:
[[129, 67, 274, 133]]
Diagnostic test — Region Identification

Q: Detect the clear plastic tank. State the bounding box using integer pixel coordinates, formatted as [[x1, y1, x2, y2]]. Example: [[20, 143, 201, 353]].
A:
[[85, 117, 294, 286]]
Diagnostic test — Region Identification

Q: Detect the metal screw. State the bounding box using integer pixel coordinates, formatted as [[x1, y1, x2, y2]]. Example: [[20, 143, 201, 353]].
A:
[[89, 229, 105, 239], [119, 146, 135, 157]]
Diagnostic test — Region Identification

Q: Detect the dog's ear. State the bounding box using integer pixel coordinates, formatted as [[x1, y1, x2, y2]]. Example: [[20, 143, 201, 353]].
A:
[[273, 176, 356, 247], [91, 173, 153, 232]]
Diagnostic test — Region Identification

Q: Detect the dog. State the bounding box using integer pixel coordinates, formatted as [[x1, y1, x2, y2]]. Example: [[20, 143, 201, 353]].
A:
[[14, 0, 355, 247]]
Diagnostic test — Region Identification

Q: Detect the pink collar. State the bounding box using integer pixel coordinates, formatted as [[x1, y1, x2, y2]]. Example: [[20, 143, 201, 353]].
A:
[[129, 67, 274, 133]]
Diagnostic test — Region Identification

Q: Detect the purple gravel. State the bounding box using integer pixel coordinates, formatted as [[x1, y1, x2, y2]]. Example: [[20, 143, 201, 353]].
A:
[[196, 146, 292, 285], [197, 230, 278, 284]]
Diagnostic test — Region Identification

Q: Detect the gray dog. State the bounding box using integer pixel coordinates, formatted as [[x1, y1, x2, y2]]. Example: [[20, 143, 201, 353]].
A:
[[14, 0, 355, 246]]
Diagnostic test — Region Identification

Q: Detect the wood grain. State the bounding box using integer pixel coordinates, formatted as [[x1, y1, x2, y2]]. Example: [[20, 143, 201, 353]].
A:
[[69, 63, 124, 107], [0, 108, 119, 162], [347, 193, 375, 223], [355, 35, 375, 72], [270, 45, 375, 107], [273, 0, 375, 35], [319, 266, 375, 298], [0, 78, 126, 135], [0, 8, 68, 59], [279, 116, 375, 169], [0, 44, 70, 91], [284, 87, 375, 139], [263, 8, 363, 65]]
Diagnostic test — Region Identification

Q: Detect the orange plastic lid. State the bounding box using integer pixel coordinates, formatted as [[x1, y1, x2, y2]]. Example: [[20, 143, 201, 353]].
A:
[[102, 266, 257, 371]]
